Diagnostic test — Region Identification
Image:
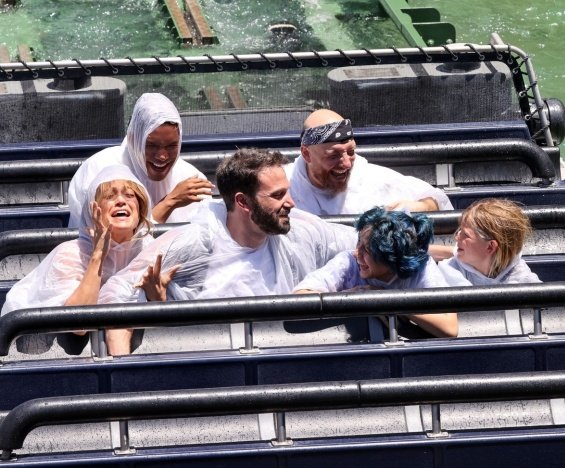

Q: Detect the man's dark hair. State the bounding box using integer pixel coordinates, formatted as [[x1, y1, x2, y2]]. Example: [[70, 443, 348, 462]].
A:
[[216, 147, 289, 211]]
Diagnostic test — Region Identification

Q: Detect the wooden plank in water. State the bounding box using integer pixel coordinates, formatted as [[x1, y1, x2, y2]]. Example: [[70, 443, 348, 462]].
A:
[[202, 87, 226, 110], [161, 0, 193, 47], [184, 0, 218, 45], [226, 85, 247, 109], [16, 44, 33, 62], [0, 44, 10, 63]]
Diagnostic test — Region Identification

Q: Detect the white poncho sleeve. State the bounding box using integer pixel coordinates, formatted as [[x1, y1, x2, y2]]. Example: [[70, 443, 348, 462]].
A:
[[293, 251, 360, 293]]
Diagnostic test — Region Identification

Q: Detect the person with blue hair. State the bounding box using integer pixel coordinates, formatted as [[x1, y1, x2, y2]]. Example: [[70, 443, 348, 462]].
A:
[[293, 206, 458, 339]]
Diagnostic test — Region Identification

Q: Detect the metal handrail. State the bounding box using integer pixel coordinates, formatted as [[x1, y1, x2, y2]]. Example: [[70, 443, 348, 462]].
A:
[[1, 370, 565, 453], [0, 282, 564, 356], [0, 44, 551, 146], [0, 138, 555, 184], [1, 205, 564, 261]]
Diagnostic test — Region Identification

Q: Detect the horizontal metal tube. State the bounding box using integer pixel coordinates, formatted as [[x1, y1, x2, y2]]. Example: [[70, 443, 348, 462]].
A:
[[0, 282, 564, 356], [2, 370, 565, 450], [1, 205, 564, 260], [0, 139, 555, 184], [0, 44, 527, 71]]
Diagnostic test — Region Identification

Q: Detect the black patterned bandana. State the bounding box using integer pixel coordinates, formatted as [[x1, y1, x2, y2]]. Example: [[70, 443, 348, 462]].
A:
[[300, 119, 353, 146]]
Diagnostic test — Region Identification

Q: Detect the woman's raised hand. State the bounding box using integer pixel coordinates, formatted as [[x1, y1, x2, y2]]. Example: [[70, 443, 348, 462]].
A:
[[88, 201, 112, 272]]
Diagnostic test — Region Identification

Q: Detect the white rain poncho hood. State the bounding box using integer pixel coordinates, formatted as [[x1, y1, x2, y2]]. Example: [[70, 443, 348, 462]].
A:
[[67, 93, 208, 226], [125, 92, 182, 193], [98, 199, 358, 304], [2, 165, 154, 315], [438, 251, 541, 286], [285, 154, 453, 215]]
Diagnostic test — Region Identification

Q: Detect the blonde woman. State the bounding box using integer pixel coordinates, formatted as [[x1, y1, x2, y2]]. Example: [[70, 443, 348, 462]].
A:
[[438, 199, 541, 286], [2, 165, 153, 317]]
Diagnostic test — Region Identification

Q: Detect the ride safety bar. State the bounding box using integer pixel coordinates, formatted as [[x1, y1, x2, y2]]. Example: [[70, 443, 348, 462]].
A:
[[0, 281, 564, 356], [2, 370, 565, 454]]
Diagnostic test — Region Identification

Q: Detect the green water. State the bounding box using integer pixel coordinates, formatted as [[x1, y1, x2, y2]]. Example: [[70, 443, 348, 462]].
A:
[[0, 0, 562, 107], [410, 0, 564, 108]]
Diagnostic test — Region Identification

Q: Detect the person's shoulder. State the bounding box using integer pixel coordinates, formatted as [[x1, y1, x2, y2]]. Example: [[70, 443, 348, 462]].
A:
[[503, 257, 542, 284], [75, 145, 123, 176], [173, 157, 208, 179], [362, 158, 404, 177], [283, 157, 298, 174]]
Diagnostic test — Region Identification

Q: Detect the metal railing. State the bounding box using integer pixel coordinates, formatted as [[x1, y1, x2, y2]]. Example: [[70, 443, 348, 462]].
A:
[[1, 205, 565, 262], [2, 370, 565, 456], [0, 44, 553, 146], [0, 138, 557, 186], [0, 282, 564, 356]]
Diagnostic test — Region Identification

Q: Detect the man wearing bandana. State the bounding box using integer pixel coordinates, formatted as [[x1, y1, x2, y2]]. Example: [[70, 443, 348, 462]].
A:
[[285, 109, 453, 215]]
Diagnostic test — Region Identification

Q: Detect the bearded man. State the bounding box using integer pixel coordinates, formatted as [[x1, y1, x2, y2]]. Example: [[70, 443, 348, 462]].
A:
[[285, 109, 453, 215], [99, 147, 357, 355]]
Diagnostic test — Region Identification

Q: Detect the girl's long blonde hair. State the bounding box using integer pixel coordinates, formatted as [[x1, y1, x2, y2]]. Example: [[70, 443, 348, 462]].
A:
[[461, 199, 532, 278]]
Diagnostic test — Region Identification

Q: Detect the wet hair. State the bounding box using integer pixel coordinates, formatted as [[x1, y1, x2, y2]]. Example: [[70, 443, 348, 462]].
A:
[[355, 207, 433, 279], [216, 147, 289, 211], [460, 198, 532, 277], [95, 179, 152, 235]]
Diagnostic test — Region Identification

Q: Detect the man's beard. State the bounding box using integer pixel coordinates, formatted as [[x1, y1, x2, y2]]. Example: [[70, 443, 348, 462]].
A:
[[310, 167, 351, 194], [250, 198, 291, 235]]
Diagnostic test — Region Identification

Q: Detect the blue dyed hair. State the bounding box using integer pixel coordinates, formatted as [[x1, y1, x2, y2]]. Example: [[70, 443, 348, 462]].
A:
[[355, 207, 434, 279]]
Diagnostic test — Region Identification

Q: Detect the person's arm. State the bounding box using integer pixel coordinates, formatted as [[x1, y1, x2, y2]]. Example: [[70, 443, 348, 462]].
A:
[[105, 329, 133, 355], [402, 258, 458, 337], [428, 244, 455, 262], [293, 289, 321, 294], [65, 203, 111, 308], [99, 224, 202, 355], [406, 312, 458, 337], [64, 202, 112, 336], [293, 251, 356, 294], [152, 176, 214, 223], [386, 197, 438, 212], [378, 169, 453, 211]]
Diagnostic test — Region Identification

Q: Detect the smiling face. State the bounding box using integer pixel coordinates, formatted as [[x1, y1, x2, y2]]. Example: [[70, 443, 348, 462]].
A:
[[454, 221, 497, 275], [301, 138, 356, 193], [354, 228, 394, 281], [144, 123, 180, 181], [249, 166, 295, 235], [95, 180, 140, 243]]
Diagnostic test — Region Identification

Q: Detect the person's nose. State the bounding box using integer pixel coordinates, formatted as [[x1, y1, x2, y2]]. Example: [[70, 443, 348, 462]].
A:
[[283, 193, 295, 209], [115, 194, 127, 205], [339, 152, 354, 169], [154, 147, 169, 160]]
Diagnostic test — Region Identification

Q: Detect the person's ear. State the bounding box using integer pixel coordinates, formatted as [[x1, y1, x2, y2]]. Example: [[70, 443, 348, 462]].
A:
[[487, 239, 499, 254], [301, 145, 311, 163], [234, 192, 250, 211]]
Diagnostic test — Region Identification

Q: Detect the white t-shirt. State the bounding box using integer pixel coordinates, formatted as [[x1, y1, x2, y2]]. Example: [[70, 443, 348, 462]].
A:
[[285, 154, 453, 215], [294, 251, 449, 292]]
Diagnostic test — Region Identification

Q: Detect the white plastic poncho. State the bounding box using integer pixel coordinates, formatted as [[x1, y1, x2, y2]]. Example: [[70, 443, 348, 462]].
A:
[[284, 154, 453, 215], [98, 199, 358, 304], [438, 252, 542, 286], [294, 251, 449, 292], [67, 93, 208, 226], [2, 165, 154, 315]]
